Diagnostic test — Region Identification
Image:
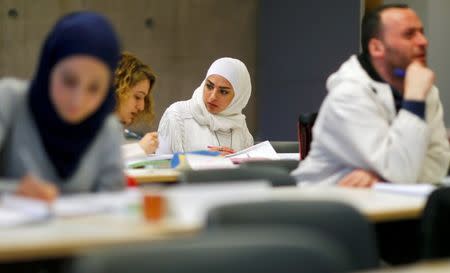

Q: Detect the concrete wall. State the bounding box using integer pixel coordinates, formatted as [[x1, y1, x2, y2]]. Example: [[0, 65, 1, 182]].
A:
[[0, 0, 258, 133], [384, 0, 450, 127]]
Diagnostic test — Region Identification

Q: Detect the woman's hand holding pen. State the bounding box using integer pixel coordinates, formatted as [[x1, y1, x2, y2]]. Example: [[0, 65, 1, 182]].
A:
[[207, 145, 235, 156], [16, 174, 59, 203], [139, 132, 159, 154]]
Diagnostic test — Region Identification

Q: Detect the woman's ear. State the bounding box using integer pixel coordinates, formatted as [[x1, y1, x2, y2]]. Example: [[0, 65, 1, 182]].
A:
[[368, 38, 385, 58]]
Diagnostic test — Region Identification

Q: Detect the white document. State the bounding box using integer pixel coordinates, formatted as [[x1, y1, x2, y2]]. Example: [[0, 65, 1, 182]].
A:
[[184, 154, 236, 170], [122, 142, 146, 159], [226, 141, 280, 160], [0, 196, 50, 228], [0, 189, 142, 227], [373, 182, 437, 197]]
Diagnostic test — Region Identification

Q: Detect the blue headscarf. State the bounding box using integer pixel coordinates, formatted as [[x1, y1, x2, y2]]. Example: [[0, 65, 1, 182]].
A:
[[28, 12, 120, 179]]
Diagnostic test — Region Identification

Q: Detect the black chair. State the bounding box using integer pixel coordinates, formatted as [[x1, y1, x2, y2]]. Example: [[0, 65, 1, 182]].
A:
[[298, 112, 318, 160], [422, 187, 450, 259], [240, 159, 299, 172], [70, 228, 354, 273], [179, 165, 297, 187], [207, 200, 379, 271]]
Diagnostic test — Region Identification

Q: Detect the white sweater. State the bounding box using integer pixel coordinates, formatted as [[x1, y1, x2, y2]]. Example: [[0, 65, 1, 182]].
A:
[[156, 101, 253, 154], [293, 55, 450, 185]]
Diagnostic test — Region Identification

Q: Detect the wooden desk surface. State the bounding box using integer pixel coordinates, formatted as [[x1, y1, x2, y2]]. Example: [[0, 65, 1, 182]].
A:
[[360, 260, 450, 273], [270, 186, 426, 222], [125, 168, 180, 184], [0, 214, 199, 262]]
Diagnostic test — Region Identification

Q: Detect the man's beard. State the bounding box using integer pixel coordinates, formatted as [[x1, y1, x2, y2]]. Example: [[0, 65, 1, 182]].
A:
[[384, 46, 412, 73]]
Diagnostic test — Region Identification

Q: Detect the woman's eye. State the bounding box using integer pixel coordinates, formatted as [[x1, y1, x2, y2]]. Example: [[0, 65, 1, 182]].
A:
[[220, 89, 229, 95], [63, 74, 78, 88], [88, 83, 100, 94], [206, 84, 214, 90]]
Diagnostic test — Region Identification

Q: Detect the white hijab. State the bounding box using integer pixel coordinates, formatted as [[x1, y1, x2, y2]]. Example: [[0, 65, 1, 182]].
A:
[[188, 57, 252, 132]]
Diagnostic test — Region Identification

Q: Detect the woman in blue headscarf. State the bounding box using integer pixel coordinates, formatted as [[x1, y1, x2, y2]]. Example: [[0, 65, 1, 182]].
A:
[[0, 12, 124, 201]]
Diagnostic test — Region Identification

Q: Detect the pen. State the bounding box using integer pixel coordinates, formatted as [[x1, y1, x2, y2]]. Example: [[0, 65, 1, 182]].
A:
[[18, 148, 55, 217], [393, 68, 405, 78], [124, 129, 143, 140]]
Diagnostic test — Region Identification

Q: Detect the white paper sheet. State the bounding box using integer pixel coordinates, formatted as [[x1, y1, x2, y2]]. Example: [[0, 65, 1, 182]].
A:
[[0, 189, 142, 227], [226, 141, 280, 160], [184, 154, 236, 170], [373, 182, 437, 197]]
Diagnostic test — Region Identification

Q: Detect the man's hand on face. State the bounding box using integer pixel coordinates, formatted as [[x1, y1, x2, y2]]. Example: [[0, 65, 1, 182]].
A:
[[404, 61, 435, 101]]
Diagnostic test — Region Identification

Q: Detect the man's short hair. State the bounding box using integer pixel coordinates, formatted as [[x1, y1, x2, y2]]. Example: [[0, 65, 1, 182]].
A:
[[361, 4, 409, 55]]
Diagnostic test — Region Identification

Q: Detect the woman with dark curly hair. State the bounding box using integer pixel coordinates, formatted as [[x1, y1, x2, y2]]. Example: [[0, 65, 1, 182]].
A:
[[114, 52, 158, 155]]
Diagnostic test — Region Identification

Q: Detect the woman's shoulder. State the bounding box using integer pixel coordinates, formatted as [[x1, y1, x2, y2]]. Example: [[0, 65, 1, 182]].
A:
[[162, 100, 193, 121], [0, 78, 29, 120], [0, 78, 28, 102], [100, 114, 123, 135]]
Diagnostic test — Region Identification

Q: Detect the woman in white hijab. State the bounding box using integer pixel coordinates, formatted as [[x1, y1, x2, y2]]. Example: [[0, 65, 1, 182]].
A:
[[157, 57, 253, 155]]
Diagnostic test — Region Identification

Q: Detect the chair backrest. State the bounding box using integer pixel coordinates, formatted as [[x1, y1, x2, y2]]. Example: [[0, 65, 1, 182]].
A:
[[269, 141, 299, 153], [422, 187, 450, 259], [179, 165, 297, 187], [298, 112, 318, 160], [70, 227, 354, 273], [240, 159, 299, 173], [207, 200, 379, 271]]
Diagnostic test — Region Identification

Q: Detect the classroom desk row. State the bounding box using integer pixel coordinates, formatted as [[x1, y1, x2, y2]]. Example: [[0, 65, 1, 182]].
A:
[[126, 167, 426, 223], [0, 186, 427, 263]]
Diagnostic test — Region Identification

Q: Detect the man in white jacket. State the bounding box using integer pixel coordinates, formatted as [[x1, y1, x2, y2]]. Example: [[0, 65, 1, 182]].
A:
[[294, 4, 450, 187]]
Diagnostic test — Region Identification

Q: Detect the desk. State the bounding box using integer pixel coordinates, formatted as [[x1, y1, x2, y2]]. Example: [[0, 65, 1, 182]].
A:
[[125, 169, 180, 184], [360, 259, 450, 273], [270, 186, 426, 222], [0, 214, 198, 262], [0, 186, 426, 262]]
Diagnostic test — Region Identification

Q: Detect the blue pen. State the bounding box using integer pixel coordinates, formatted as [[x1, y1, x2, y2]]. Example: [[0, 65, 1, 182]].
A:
[[124, 129, 143, 140], [393, 68, 406, 78]]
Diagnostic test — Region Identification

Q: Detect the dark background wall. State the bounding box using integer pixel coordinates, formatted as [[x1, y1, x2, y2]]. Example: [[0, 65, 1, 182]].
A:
[[257, 0, 361, 141]]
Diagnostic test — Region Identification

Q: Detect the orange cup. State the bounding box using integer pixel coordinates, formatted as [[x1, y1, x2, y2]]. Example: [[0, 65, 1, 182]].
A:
[[143, 193, 166, 222]]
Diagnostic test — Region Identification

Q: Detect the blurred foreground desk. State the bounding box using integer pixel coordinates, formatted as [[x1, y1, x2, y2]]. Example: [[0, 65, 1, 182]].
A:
[[0, 186, 426, 263], [271, 186, 426, 222], [0, 214, 198, 263]]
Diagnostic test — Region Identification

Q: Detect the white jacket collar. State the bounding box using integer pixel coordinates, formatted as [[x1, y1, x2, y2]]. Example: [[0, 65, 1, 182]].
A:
[[327, 55, 397, 121]]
